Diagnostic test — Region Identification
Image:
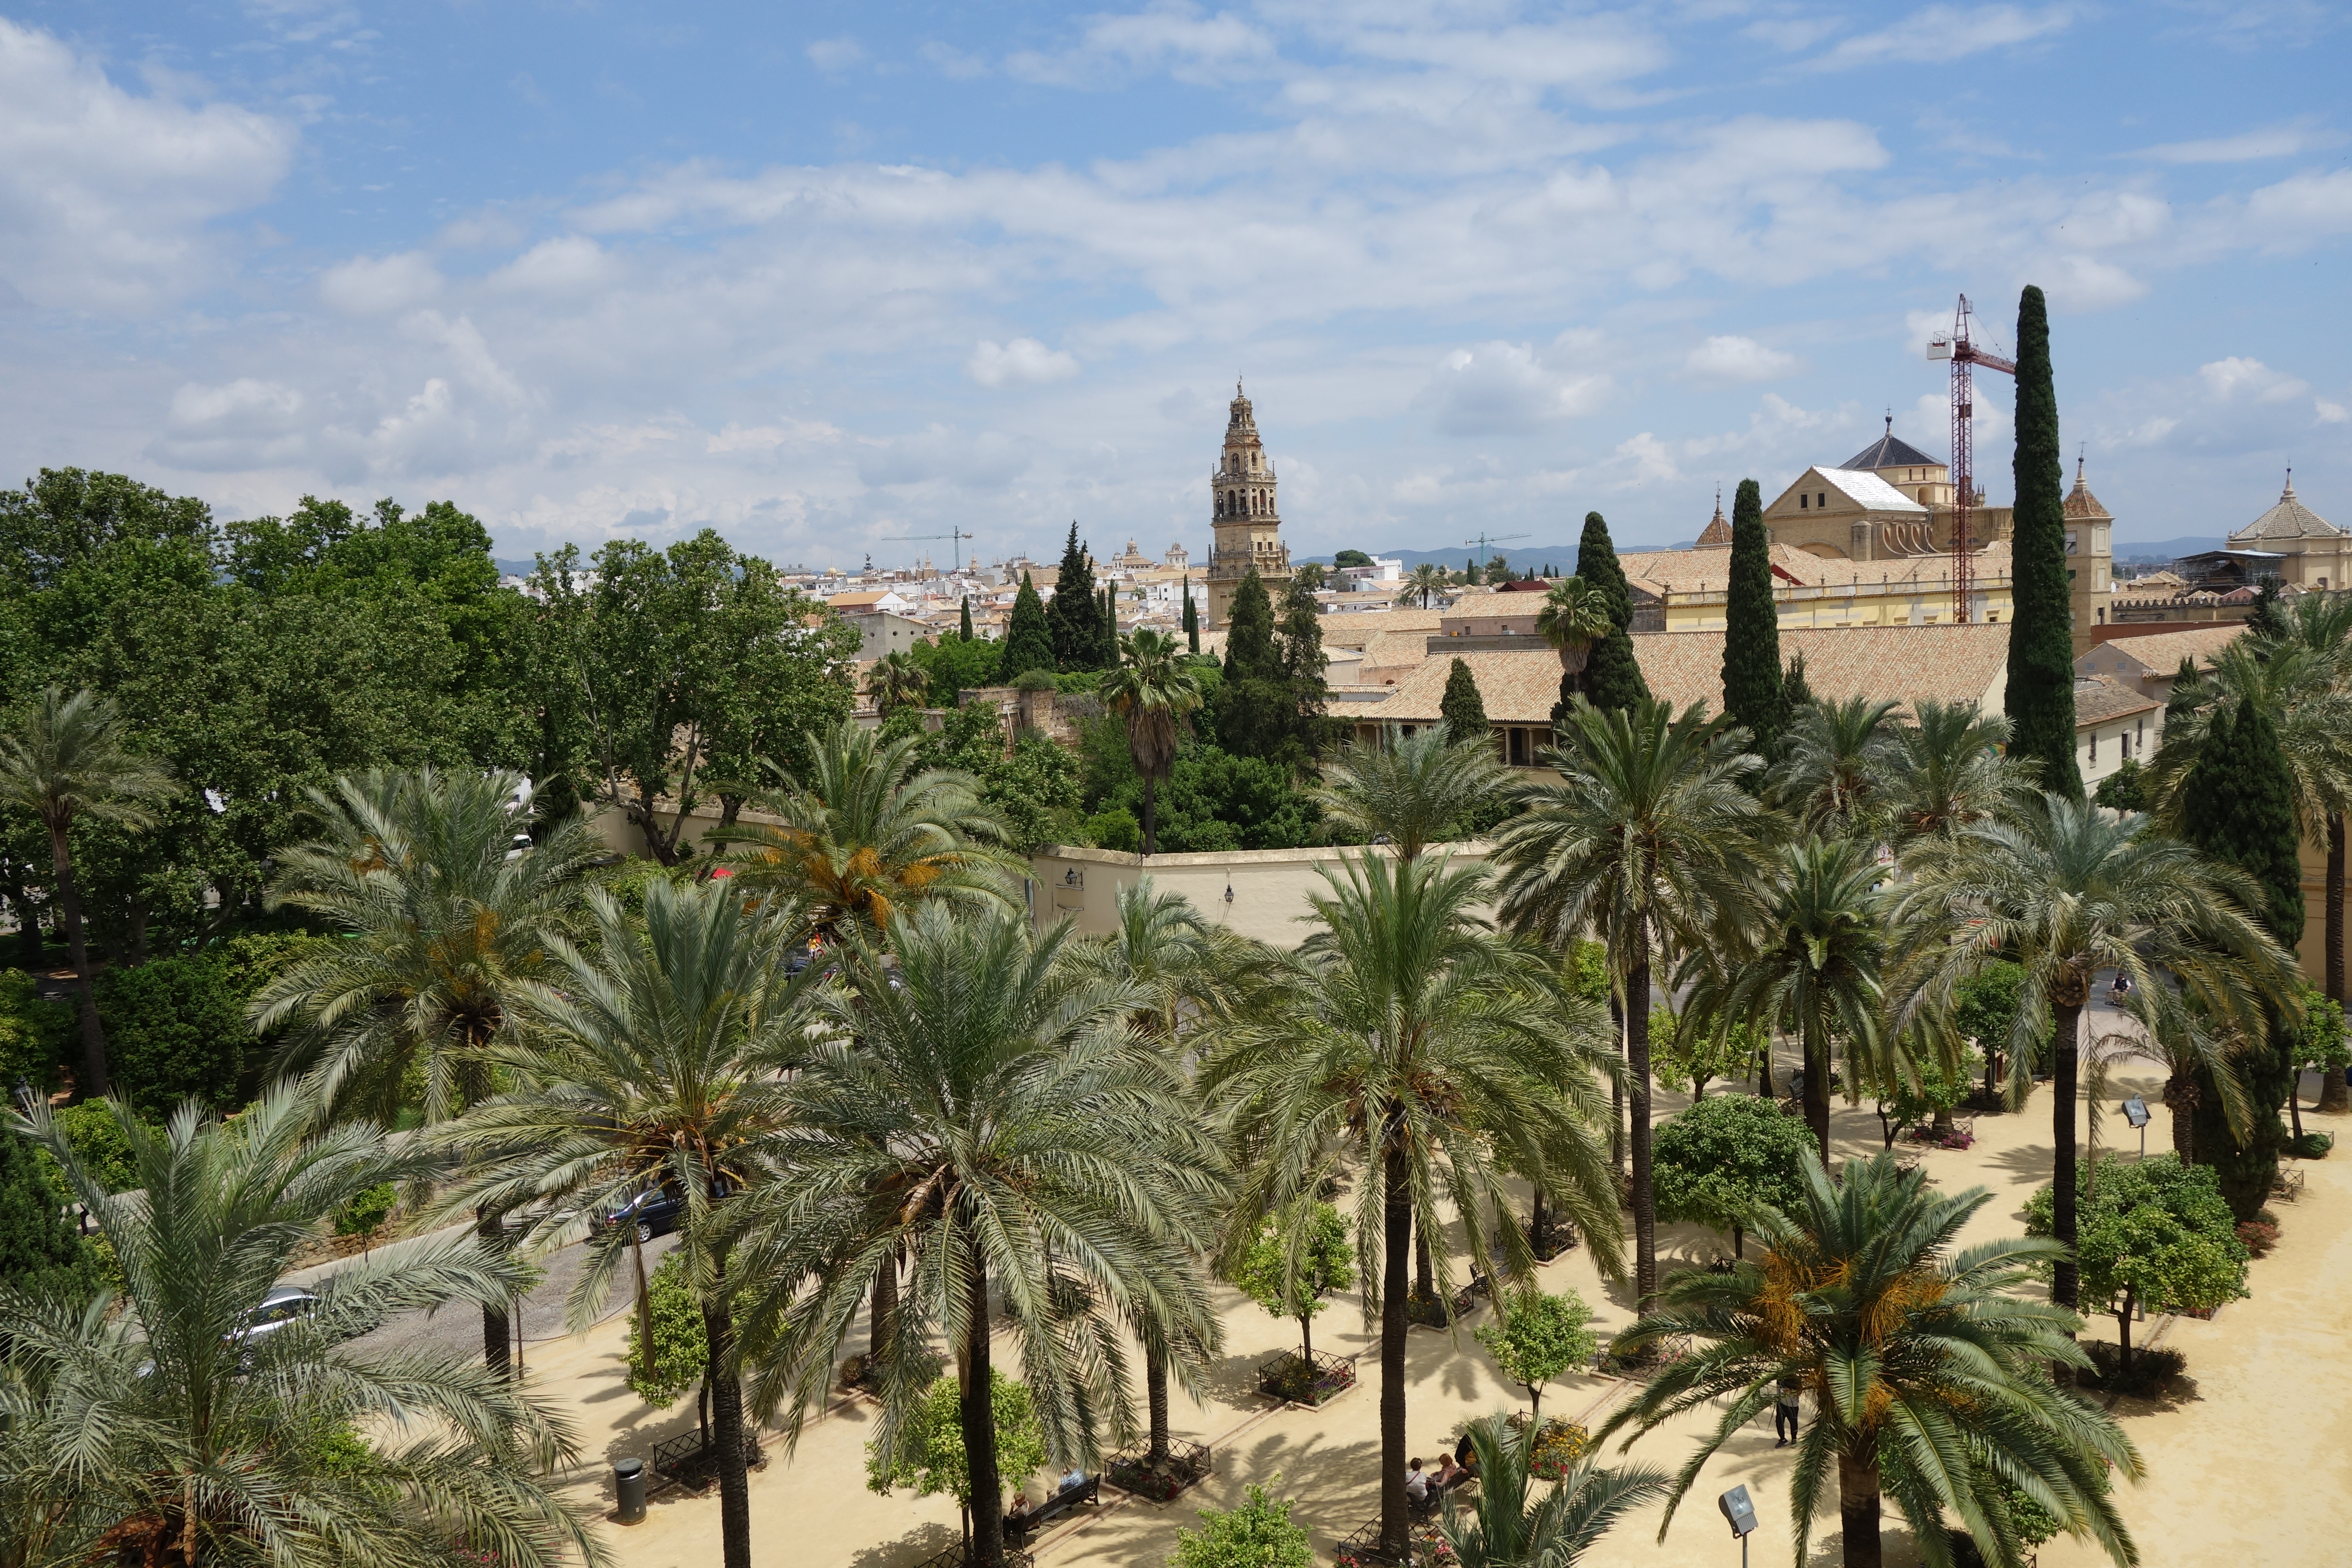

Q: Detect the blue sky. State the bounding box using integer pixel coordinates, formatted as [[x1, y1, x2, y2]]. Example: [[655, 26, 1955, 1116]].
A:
[[0, 1, 2345, 569]]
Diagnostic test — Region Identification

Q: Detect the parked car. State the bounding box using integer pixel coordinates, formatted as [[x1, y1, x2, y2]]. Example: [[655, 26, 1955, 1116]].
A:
[[600, 1178, 737, 1244], [233, 1285, 322, 1348]]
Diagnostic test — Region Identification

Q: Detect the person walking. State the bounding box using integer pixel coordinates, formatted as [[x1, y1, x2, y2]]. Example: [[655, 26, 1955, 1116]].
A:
[[1774, 1377, 1802, 1447]]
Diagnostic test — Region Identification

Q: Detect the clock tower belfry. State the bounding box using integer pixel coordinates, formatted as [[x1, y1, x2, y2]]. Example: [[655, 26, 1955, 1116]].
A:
[[1205, 381, 1292, 625]]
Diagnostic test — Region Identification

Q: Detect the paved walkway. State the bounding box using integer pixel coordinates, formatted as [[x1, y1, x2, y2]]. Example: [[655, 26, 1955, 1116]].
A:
[[487, 1046, 2348, 1568]]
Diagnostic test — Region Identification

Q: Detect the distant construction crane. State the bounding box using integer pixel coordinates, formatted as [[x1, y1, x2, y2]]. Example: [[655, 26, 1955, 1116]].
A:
[[879, 525, 978, 574], [1464, 530, 1531, 576], [1926, 294, 2015, 623]]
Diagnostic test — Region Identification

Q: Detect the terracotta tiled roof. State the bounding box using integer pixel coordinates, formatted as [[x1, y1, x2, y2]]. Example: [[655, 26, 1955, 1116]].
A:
[[1367, 623, 2010, 725], [2073, 674, 2158, 726], [2231, 474, 2339, 544], [1317, 606, 1446, 646], [2094, 624, 2243, 677], [1621, 541, 2013, 596], [1634, 624, 2012, 716], [2062, 459, 2112, 522]]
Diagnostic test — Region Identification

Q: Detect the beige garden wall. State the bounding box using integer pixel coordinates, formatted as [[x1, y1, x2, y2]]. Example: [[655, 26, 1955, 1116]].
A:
[[1025, 841, 1494, 949]]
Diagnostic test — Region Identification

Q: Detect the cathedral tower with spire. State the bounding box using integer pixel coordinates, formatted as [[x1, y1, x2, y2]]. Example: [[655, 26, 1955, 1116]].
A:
[[1204, 381, 1292, 625]]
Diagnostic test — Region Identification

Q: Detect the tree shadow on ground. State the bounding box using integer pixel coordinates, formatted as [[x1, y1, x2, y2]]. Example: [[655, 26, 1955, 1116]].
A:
[[842, 1520, 959, 1568]]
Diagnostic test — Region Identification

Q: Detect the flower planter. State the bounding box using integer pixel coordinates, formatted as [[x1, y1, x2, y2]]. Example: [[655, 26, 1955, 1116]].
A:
[[1105, 1439, 1212, 1502], [1257, 1348, 1357, 1406]]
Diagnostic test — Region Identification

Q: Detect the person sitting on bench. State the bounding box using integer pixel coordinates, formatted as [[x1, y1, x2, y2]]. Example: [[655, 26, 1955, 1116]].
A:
[[1430, 1453, 1462, 1491], [1405, 1459, 1430, 1507]]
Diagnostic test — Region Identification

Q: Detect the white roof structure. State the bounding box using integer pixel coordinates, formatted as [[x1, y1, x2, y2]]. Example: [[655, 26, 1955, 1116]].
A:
[[1819, 466, 1928, 514]]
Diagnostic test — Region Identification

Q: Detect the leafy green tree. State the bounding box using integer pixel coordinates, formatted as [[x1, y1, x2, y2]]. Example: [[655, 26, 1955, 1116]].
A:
[[1651, 1092, 1812, 1258], [1565, 514, 1649, 718], [252, 766, 605, 1373], [528, 534, 852, 863], [2286, 984, 2347, 1142], [1437, 1412, 1667, 1568], [1475, 1287, 1599, 1421], [2004, 285, 2082, 800], [1780, 650, 1815, 713], [44, 1099, 142, 1193], [997, 573, 1056, 683], [981, 732, 1085, 854], [623, 1251, 709, 1406], [1046, 523, 1111, 671], [438, 876, 805, 1568], [0, 1121, 91, 1298], [1495, 698, 1770, 1302], [2093, 757, 2149, 812], [1720, 478, 1784, 759], [1216, 569, 1295, 761], [1889, 793, 2294, 1310], [0, 1089, 600, 1568], [92, 957, 246, 1119], [0, 688, 174, 1097], [1440, 658, 1491, 743], [912, 632, 1002, 707], [1231, 1203, 1356, 1363], [1102, 628, 1207, 854], [1652, 1010, 1766, 1102], [867, 1371, 1049, 1551], [2026, 1155, 2246, 1377], [1311, 726, 1505, 861], [1205, 853, 1621, 1565], [1172, 1480, 1315, 1568], [732, 902, 1222, 1568], [0, 969, 73, 1096], [1333, 549, 1373, 570], [1602, 1152, 2141, 1568]]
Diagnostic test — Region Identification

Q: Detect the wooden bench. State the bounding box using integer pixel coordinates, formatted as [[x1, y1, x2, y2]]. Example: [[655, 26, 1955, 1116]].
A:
[[1006, 1476, 1098, 1545]]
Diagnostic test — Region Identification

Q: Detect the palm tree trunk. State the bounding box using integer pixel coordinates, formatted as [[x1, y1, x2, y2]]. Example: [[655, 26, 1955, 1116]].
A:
[[1757, 1035, 1774, 1098], [2324, 814, 2350, 1115], [1609, 995, 1626, 1176], [1296, 1312, 1313, 1363], [48, 824, 108, 1098], [1145, 1340, 1170, 1465], [1628, 938, 1657, 1308], [2165, 1071, 2197, 1163], [963, 1254, 1009, 1568], [701, 1251, 752, 1568], [1378, 1142, 1412, 1563], [1803, 1020, 1831, 1164], [2052, 999, 2083, 1314], [477, 1207, 512, 1378], [870, 1246, 898, 1363], [1530, 1188, 1547, 1253], [1413, 1216, 1433, 1301], [1837, 1451, 1883, 1568], [1143, 772, 1158, 857]]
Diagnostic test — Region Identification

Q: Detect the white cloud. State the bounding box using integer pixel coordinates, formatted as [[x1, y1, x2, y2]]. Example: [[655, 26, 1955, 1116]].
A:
[[1008, 4, 1277, 88], [1417, 342, 1611, 437], [319, 251, 443, 315], [0, 19, 294, 312], [1807, 5, 2080, 70], [2199, 356, 2309, 402], [806, 37, 865, 72], [1685, 336, 1801, 385], [147, 378, 309, 470], [2136, 119, 2342, 163], [965, 338, 1081, 387]]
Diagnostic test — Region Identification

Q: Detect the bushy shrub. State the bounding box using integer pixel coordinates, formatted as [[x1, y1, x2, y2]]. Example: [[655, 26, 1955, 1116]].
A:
[[1172, 1480, 1314, 1568], [95, 958, 248, 1119], [624, 1250, 709, 1408], [1083, 807, 1142, 854], [46, 1101, 144, 1193], [2291, 1129, 2334, 1159], [0, 969, 74, 1094], [2080, 1339, 2187, 1395], [333, 1181, 397, 1237]]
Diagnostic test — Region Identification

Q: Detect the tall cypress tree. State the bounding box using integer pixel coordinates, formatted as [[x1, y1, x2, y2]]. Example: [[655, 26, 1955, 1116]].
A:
[[995, 572, 1055, 683], [2004, 285, 2081, 799], [1719, 477, 1782, 754], [1103, 585, 1118, 653], [1465, 555, 1479, 585], [1046, 522, 1108, 670], [1440, 657, 1489, 742], [958, 594, 973, 642], [2182, 699, 2303, 1216], [1214, 567, 1292, 759], [1559, 511, 1650, 729], [1279, 575, 1331, 757], [1181, 573, 1199, 653]]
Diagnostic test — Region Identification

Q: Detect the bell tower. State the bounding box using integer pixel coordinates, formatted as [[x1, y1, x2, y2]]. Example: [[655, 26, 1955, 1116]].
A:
[[1205, 381, 1292, 625]]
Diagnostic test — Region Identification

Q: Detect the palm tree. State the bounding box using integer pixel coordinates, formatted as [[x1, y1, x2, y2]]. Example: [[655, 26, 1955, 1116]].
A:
[[251, 767, 603, 1373], [1100, 628, 1205, 854], [0, 1088, 602, 1568], [1771, 696, 1900, 840], [1438, 1412, 1668, 1568], [1311, 725, 1508, 861], [1493, 698, 1772, 1305], [2271, 591, 2352, 1088], [1202, 852, 1622, 1565], [0, 687, 173, 1098], [1599, 1151, 2141, 1568], [715, 718, 1021, 942], [433, 877, 803, 1568], [1679, 838, 1890, 1163], [1876, 700, 2033, 851], [1886, 793, 2295, 1315], [1407, 563, 1450, 609], [1066, 879, 1245, 1469], [864, 649, 929, 716], [1534, 578, 1612, 680], [729, 902, 1222, 1568]]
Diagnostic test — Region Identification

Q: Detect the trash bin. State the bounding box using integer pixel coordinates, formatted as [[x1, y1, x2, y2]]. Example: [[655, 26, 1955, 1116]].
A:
[[614, 1457, 646, 1524]]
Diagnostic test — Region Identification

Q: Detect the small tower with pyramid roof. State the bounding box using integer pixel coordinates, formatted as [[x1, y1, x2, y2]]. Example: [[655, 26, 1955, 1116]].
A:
[[2227, 469, 2352, 592], [2061, 454, 2116, 642], [1696, 486, 1733, 547], [1204, 380, 1293, 625]]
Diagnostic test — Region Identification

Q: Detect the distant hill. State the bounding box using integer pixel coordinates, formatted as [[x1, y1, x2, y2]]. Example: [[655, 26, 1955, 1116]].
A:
[[2112, 536, 2225, 563], [493, 557, 538, 577]]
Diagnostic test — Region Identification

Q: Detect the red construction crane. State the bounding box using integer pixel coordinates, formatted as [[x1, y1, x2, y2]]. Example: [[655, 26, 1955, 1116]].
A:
[[1926, 294, 2015, 623]]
